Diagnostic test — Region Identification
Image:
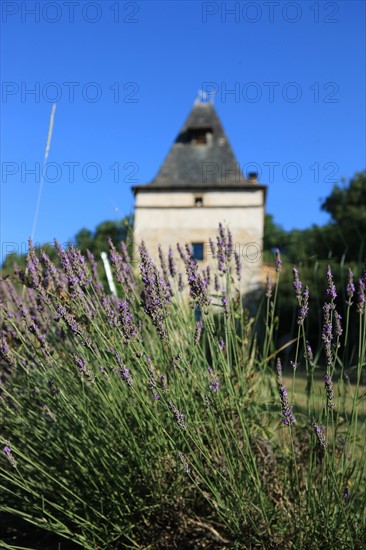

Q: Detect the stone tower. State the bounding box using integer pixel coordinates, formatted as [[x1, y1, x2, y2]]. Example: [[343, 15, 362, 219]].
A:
[[132, 99, 267, 293]]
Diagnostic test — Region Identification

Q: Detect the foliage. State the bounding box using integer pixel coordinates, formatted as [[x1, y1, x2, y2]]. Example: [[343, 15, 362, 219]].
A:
[[0, 226, 365, 549], [1, 215, 134, 278], [74, 216, 133, 256], [264, 171, 366, 265]]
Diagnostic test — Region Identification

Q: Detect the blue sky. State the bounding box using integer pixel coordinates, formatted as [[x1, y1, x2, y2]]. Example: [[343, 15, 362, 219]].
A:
[[1, 0, 365, 262]]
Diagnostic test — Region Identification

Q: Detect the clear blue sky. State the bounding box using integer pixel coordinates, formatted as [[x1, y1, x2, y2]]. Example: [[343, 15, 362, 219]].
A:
[[1, 0, 365, 262]]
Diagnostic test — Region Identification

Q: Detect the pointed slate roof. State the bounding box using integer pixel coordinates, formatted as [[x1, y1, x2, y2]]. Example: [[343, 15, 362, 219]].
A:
[[132, 101, 266, 194]]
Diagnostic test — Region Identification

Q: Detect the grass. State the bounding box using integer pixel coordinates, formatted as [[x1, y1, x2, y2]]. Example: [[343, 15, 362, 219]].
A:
[[0, 228, 365, 549]]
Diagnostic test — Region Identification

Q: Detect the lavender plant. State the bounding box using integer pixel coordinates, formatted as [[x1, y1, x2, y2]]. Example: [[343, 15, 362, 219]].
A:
[[0, 228, 365, 549]]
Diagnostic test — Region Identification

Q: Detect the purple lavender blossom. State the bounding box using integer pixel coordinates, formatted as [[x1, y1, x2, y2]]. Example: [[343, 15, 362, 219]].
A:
[[334, 310, 343, 338], [41, 251, 66, 296], [67, 245, 92, 288], [120, 367, 133, 387], [312, 421, 327, 449], [214, 274, 220, 292], [209, 238, 216, 259], [101, 296, 120, 328], [3, 444, 17, 467], [275, 359, 296, 426], [218, 337, 225, 351], [208, 368, 220, 392], [146, 357, 160, 399], [324, 374, 336, 409], [322, 303, 333, 369], [221, 294, 229, 317], [139, 241, 170, 340], [18, 304, 50, 355], [292, 267, 302, 301], [178, 273, 185, 292], [177, 243, 187, 262], [205, 265, 211, 285], [158, 245, 173, 297], [275, 248, 282, 273], [168, 246, 176, 278], [297, 286, 310, 325], [0, 337, 16, 367], [234, 251, 242, 281], [326, 265, 337, 301], [26, 240, 48, 303], [194, 319, 203, 344], [357, 277, 365, 314], [343, 487, 350, 503], [168, 400, 186, 429], [86, 250, 105, 297], [54, 240, 82, 298], [346, 268, 355, 305], [305, 341, 314, 363], [183, 244, 210, 308], [226, 228, 233, 258], [108, 239, 135, 294], [178, 451, 189, 473], [216, 223, 229, 273], [73, 354, 94, 383], [265, 275, 273, 299], [210, 379, 220, 392], [56, 304, 83, 336], [119, 299, 139, 342]]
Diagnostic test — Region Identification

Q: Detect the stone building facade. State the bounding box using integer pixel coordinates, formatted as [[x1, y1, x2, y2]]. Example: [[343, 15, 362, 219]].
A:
[[132, 100, 267, 293]]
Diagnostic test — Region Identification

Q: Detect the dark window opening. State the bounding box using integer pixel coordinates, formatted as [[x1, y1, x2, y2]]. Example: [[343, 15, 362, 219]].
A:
[[192, 242, 204, 261], [195, 196, 203, 207], [188, 127, 213, 145]]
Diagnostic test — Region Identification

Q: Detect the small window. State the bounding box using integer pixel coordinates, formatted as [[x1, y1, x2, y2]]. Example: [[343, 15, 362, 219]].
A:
[[192, 242, 204, 261], [188, 127, 213, 145], [195, 196, 203, 207]]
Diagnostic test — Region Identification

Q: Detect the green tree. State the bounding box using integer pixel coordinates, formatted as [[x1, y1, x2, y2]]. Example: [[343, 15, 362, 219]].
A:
[[321, 170, 366, 262], [74, 215, 133, 256]]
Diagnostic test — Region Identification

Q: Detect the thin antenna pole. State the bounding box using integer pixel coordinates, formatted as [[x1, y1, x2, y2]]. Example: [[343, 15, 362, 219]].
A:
[[30, 103, 57, 243]]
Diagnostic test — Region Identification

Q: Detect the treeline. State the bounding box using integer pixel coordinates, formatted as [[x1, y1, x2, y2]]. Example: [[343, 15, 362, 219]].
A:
[[264, 170, 366, 265], [1, 171, 365, 362], [261, 171, 366, 359], [2, 171, 365, 273]]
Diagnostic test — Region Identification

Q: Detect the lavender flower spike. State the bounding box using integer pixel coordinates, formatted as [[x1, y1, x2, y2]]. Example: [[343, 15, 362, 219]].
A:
[[312, 421, 327, 449], [292, 267, 302, 301], [305, 341, 314, 363], [194, 319, 203, 344], [265, 275, 273, 299], [357, 277, 365, 314], [324, 374, 336, 409], [3, 444, 17, 467], [322, 303, 333, 369], [234, 251, 242, 281], [183, 244, 210, 308], [334, 310, 343, 338], [346, 268, 355, 305], [326, 265, 337, 301], [275, 248, 282, 273], [139, 241, 169, 340], [275, 358, 296, 426], [168, 400, 186, 429], [297, 286, 309, 325]]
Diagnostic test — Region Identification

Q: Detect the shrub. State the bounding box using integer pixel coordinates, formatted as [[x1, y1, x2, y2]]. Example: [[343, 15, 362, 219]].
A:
[[0, 229, 365, 549]]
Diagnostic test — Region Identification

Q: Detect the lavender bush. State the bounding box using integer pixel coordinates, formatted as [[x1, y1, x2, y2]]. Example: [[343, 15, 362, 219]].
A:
[[0, 228, 365, 549]]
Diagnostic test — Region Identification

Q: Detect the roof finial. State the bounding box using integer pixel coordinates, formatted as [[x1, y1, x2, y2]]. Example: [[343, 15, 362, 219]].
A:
[[195, 89, 215, 105]]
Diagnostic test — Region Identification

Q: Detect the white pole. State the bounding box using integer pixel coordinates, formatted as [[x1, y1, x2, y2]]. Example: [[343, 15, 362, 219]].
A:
[[101, 251, 117, 296]]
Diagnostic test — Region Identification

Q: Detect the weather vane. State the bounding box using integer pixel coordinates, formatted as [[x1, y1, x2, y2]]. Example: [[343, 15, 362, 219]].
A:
[[195, 89, 216, 105]]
